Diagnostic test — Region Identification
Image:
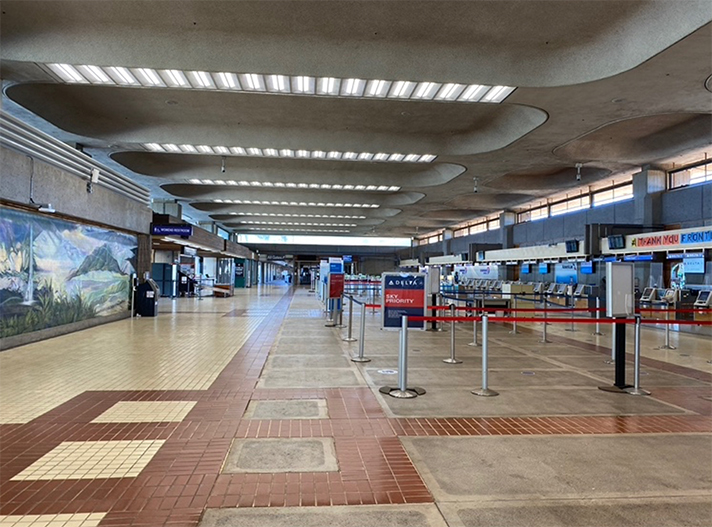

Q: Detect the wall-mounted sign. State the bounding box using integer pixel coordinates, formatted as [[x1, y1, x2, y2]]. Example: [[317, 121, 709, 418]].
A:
[[328, 273, 345, 298], [630, 229, 712, 249], [554, 262, 577, 284], [235, 262, 245, 277], [667, 252, 704, 260], [580, 261, 594, 274], [343, 255, 353, 263], [151, 224, 193, 237], [382, 273, 426, 329], [684, 257, 705, 274]]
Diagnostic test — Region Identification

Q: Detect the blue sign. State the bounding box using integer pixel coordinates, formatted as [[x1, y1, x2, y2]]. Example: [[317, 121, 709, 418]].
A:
[[580, 261, 594, 274], [151, 224, 193, 236], [554, 262, 577, 284], [684, 257, 705, 274], [329, 262, 343, 273], [667, 252, 704, 260], [623, 254, 654, 262], [538, 263, 549, 274], [343, 255, 353, 263], [681, 230, 712, 244], [521, 263, 530, 274]]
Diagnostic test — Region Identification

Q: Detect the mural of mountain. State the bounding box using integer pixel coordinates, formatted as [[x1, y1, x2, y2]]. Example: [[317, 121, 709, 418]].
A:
[[66, 244, 124, 281]]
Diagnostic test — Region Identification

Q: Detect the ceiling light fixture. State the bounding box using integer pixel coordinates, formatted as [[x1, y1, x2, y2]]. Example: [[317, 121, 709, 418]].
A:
[[188, 179, 401, 192], [144, 143, 436, 163], [44, 63, 516, 104], [212, 199, 379, 208], [230, 212, 367, 219]]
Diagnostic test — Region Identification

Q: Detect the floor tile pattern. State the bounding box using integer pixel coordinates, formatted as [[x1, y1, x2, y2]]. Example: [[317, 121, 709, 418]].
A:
[[1, 287, 710, 526]]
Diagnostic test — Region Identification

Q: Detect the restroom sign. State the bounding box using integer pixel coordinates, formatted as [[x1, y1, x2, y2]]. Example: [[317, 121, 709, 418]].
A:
[[381, 272, 427, 329]]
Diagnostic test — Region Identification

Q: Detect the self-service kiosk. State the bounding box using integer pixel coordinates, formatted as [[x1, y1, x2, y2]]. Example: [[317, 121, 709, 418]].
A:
[[693, 290, 712, 323]]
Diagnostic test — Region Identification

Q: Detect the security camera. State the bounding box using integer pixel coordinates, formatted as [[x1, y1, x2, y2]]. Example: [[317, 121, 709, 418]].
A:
[[221, 156, 226, 173]]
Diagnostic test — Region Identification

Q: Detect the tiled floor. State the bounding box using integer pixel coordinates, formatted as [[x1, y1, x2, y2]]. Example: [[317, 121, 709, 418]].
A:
[[0, 285, 710, 526]]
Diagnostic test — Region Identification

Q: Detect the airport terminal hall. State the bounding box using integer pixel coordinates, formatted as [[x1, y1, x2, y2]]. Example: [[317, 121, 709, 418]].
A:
[[2, 2, 712, 526]]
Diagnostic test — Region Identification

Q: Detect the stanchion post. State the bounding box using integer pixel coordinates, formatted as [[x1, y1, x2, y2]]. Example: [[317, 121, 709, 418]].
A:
[[472, 315, 498, 397], [343, 295, 357, 342], [325, 298, 336, 327], [627, 315, 650, 395], [352, 300, 370, 362], [656, 307, 676, 350], [509, 296, 518, 334], [540, 305, 549, 343], [592, 297, 603, 335], [468, 302, 478, 346], [444, 304, 463, 364], [379, 316, 425, 398], [336, 296, 346, 328]]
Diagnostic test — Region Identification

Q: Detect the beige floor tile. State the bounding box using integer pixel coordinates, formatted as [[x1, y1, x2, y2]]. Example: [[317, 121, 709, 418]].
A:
[[10, 440, 164, 481], [0, 513, 105, 526], [91, 401, 197, 423]]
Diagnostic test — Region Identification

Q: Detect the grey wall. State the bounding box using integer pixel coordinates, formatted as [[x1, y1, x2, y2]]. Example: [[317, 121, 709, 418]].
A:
[[661, 182, 712, 228], [1, 146, 152, 234]]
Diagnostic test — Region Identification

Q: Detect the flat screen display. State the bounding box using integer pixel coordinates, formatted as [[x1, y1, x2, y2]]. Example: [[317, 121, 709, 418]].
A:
[[538, 263, 549, 274], [521, 263, 530, 274], [698, 291, 710, 303], [565, 240, 579, 253], [580, 261, 594, 274], [607, 235, 625, 250]]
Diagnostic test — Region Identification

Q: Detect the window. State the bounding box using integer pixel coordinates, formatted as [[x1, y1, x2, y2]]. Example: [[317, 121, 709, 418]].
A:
[[518, 206, 548, 223], [488, 218, 500, 230], [592, 184, 633, 206], [470, 222, 487, 234], [670, 161, 712, 189], [454, 228, 468, 238], [550, 195, 590, 216]]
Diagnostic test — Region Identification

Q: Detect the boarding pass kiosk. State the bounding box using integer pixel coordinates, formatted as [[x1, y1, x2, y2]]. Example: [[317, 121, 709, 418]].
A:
[[694, 291, 712, 322]]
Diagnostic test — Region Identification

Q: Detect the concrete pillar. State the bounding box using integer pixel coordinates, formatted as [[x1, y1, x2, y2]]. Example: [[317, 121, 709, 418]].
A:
[[633, 167, 666, 226], [499, 211, 516, 249]]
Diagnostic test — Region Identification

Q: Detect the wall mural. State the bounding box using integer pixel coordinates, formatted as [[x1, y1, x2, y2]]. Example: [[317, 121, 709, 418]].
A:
[[0, 206, 137, 338]]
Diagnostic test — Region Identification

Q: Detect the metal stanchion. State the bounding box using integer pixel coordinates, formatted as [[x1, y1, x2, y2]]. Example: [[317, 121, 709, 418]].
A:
[[509, 296, 518, 334], [565, 294, 577, 332], [343, 296, 357, 342], [592, 297, 603, 335], [325, 298, 336, 327], [627, 315, 650, 396], [444, 304, 463, 364], [604, 325, 615, 364], [472, 315, 499, 397], [352, 301, 370, 363], [468, 303, 479, 346], [656, 307, 676, 350], [380, 316, 425, 398], [335, 296, 346, 328], [540, 306, 549, 343]]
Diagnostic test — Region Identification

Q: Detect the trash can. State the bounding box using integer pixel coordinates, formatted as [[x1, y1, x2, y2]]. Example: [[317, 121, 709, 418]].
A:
[[136, 279, 160, 317]]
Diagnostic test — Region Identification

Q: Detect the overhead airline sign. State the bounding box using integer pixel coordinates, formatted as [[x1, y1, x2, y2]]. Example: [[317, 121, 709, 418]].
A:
[[630, 229, 712, 249], [381, 273, 427, 329]]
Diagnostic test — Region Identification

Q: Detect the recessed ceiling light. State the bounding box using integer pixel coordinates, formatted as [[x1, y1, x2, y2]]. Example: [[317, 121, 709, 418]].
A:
[[212, 199, 379, 208], [44, 63, 515, 104], [143, 142, 435, 163]]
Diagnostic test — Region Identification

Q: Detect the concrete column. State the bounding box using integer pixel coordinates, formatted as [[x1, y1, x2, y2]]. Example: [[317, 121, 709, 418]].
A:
[[499, 211, 516, 249], [633, 167, 666, 226]]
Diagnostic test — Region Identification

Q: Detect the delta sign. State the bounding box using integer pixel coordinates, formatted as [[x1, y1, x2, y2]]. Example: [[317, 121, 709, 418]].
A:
[[381, 273, 427, 329]]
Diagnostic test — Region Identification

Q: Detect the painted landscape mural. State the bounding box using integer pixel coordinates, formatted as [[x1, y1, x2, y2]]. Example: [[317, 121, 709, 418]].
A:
[[0, 206, 137, 338]]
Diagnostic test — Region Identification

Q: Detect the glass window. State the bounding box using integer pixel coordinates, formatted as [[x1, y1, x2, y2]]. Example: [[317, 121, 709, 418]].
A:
[[670, 162, 712, 189], [488, 218, 500, 230], [550, 195, 590, 216], [592, 184, 633, 206]]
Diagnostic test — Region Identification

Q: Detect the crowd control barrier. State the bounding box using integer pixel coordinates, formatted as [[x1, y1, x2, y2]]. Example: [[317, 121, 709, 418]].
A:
[[377, 307, 711, 402], [341, 294, 380, 363]]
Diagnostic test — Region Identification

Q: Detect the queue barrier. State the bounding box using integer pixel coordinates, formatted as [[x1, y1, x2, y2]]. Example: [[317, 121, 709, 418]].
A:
[[342, 294, 380, 363], [378, 311, 711, 401]]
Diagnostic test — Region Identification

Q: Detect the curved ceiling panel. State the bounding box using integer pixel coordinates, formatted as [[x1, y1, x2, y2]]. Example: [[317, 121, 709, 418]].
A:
[[488, 166, 612, 190], [7, 84, 546, 156], [446, 193, 533, 210], [192, 202, 402, 217], [110, 152, 466, 188], [160, 184, 424, 206], [2, 1, 709, 86], [554, 113, 712, 164]]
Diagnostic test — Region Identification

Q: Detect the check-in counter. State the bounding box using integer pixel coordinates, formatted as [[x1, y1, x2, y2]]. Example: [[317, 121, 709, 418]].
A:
[[548, 283, 569, 307]]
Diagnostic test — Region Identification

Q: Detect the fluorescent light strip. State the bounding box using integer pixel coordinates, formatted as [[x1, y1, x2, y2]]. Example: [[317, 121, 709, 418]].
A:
[[239, 221, 357, 227], [244, 228, 351, 233], [213, 199, 379, 208], [230, 212, 367, 219], [188, 178, 399, 191], [148, 143, 434, 163], [45, 63, 515, 103]]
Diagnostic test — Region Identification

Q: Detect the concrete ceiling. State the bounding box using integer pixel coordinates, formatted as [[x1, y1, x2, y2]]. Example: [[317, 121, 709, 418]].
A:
[[1, 0, 711, 238]]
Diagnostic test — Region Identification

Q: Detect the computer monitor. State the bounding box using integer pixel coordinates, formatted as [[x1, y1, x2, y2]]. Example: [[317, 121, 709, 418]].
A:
[[640, 287, 655, 301], [565, 240, 579, 253], [555, 284, 567, 295]]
